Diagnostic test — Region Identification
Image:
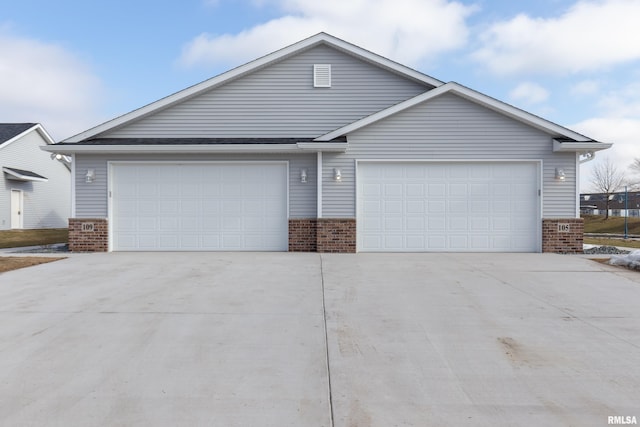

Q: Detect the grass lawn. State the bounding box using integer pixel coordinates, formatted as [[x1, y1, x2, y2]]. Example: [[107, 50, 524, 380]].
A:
[[582, 215, 640, 234], [584, 237, 640, 249], [0, 228, 68, 249], [0, 257, 65, 273]]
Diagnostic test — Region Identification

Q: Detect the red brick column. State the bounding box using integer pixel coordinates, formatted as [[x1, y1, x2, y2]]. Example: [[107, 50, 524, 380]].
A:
[[542, 218, 584, 254], [68, 218, 108, 252], [288, 219, 318, 252], [317, 218, 356, 253]]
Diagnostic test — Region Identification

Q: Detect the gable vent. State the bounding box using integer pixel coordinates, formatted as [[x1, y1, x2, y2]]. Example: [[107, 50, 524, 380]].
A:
[[313, 64, 331, 88]]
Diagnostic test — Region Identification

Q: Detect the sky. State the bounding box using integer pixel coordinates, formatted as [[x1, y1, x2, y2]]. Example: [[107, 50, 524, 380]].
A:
[[1, 0, 640, 191]]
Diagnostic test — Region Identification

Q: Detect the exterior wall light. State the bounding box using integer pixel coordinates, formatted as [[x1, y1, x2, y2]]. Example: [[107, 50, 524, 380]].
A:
[[333, 168, 342, 182], [555, 168, 566, 181], [300, 168, 308, 183], [85, 169, 95, 183]]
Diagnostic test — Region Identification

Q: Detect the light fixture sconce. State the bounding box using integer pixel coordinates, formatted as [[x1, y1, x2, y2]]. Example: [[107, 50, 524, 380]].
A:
[[555, 168, 566, 181], [300, 168, 308, 183], [333, 168, 342, 182], [85, 169, 95, 183], [50, 153, 63, 160]]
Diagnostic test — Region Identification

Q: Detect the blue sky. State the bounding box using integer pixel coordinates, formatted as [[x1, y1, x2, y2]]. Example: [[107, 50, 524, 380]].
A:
[[2, 0, 640, 190]]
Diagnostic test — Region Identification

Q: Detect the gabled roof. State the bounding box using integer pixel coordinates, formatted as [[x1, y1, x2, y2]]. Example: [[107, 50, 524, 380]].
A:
[[64, 32, 444, 143], [315, 82, 609, 147], [0, 123, 35, 143], [0, 123, 56, 149]]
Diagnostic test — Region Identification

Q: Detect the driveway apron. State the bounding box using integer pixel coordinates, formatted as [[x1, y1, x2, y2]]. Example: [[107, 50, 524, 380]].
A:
[[0, 252, 330, 427]]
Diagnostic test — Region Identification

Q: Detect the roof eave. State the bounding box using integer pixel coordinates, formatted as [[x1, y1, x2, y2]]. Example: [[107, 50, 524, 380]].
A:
[[2, 167, 48, 182], [553, 139, 613, 153], [42, 142, 348, 154]]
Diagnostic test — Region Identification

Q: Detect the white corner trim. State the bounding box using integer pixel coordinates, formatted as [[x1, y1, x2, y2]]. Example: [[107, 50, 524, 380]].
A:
[[63, 33, 442, 143], [316, 82, 598, 142], [317, 152, 323, 218], [71, 154, 76, 217]]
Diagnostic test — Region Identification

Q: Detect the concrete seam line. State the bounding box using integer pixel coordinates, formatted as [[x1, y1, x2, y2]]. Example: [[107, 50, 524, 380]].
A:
[[319, 254, 335, 427]]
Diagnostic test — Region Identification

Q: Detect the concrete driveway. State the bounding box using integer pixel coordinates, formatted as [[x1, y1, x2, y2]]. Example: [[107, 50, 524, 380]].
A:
[[0, 253, 638, 426]]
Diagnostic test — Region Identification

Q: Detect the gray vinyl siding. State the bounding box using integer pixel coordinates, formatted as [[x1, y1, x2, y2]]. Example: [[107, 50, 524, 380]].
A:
[[321, 93, 577, 218], [102, 45, 430, 139], [0, 130, 70, 229], [74, 153, 316, 219]]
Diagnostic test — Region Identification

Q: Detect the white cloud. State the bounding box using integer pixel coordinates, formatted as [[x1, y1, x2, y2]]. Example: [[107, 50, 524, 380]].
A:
[[570, 79, 600, 96], [596, 81, 640, 117], [0, 31, 104, 140], [509, 82, 549, 104], [179, 0, 476, 68], [473, 0, 640, 75]]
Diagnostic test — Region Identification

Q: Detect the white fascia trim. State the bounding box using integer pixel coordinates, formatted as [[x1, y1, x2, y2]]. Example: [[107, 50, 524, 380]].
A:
[[64, 33, 442, 143], [43, 143, 348, 154], [553, 139, 613, 152], [296, 142, 348, 152], [316, 82, 597, 142]]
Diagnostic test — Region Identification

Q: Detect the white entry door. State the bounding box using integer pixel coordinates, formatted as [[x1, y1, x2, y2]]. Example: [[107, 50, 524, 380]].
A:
[[111, 162, 289, 251], [11, 190, 23, 229], [357, 162, 540, 252]]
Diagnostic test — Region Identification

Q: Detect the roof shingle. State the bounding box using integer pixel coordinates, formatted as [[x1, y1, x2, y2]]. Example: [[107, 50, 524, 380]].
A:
[[0, 123, 36, 144]]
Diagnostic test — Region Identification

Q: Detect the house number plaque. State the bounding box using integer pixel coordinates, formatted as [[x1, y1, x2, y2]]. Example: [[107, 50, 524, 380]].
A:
[[81, 223, 95, 232]]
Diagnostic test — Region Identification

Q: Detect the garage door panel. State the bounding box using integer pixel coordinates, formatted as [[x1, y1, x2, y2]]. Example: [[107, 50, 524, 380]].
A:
[[428, 217, 445, 231], [406, 201, 425, 214], [406, 217, 424, 230], [449, 184, 467, 197], [429, 201, 446, 213], [112, 163, 288, 251], [406, 183, 424, 197], [428, 183, 446, 196], [406, 235, 425, 249], [450, 234, 470, 249], [358, 162, 539, 252], [450, 217, 468, 231]]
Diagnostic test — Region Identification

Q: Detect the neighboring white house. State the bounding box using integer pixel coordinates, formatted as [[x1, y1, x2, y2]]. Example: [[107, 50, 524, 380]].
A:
[[45, 33, 612, 253], [1, 123, 70, 230]]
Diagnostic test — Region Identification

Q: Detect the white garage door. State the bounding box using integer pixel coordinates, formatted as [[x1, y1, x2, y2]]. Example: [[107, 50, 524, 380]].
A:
[[357, 162, 540, 252], [111, 163, 288, 251]]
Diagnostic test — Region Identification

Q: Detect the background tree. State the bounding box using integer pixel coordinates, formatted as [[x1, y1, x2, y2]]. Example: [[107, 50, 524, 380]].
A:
[[629, 158, 640, 189], [590, 157, 626, 219]]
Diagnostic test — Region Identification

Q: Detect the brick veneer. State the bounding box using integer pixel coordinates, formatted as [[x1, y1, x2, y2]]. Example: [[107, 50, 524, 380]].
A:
[[317, 218, 356, 253], [68, 218, 109, 252], [68, 217, 578, 254], [288, 219, 318, 252], [542, 218, 584, 254]]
